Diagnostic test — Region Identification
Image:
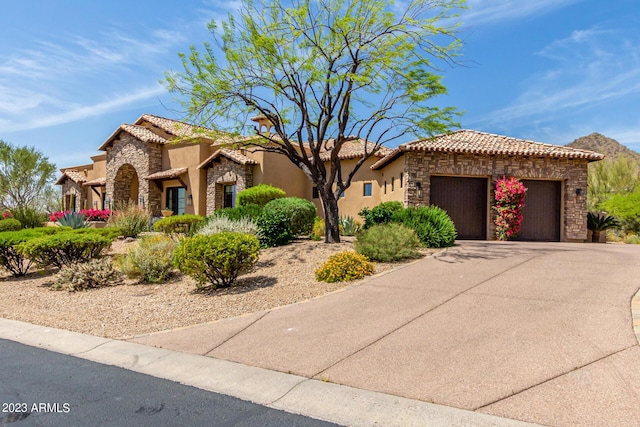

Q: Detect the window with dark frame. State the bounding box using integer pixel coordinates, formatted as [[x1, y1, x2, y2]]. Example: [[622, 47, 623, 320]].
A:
[[384, 180, 387, 194], [391, 177, 394, 191], [400, 172, 404, 188], [312, 186, 319, 199], [166, 187, 186, 215], [363, 182, 372, 197], [223, 184, 236, 208]]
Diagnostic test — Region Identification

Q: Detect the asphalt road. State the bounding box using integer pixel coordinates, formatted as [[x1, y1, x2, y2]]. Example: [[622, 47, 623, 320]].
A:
[[0, 339, 339, 426]]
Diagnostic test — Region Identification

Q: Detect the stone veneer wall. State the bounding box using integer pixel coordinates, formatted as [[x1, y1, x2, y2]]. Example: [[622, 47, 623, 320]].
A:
[[61, 180, 85, 211], [105, 134, 163, 214], [404, 152, 589, 241], [205, 157, 253, 215]]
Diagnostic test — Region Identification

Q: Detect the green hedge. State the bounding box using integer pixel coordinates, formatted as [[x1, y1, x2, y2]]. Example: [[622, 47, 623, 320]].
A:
[[237, 184, 286, 207], [358, 201, 404, 229], [256, 210, 294, 247], [0, 228, 71, 276], [262, 197, 316, 236], [18, 230, 113, 269], [0, 218, 22, 233], [392, 206, 456, 248], [173, 232, 260, 289]]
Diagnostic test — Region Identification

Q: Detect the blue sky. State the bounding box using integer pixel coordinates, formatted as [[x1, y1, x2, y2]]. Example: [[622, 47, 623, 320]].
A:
[[0, 0, 638, 171]]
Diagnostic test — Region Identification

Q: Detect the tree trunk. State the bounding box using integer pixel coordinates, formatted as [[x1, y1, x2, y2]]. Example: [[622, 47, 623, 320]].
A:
[[322, 196, 341, 243]]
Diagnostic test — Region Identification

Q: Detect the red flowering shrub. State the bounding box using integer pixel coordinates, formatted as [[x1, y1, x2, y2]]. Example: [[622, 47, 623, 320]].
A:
[[49, 209, 112, 222], [494, 176, 526, 240], [2, 211, 13, 219], [81, 209, 112, 221]]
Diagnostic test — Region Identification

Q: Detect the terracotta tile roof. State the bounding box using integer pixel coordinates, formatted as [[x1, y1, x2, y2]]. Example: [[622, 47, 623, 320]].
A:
[[144, 167, 188, 180], [315, 139, 393, 161], [138, 114, 217, 140], [197, 149, 258, 169], [83, 177, 106, 187], [54, 170, 86, 185], [371, 129, 605, 170], [98, 124, 168, 151]]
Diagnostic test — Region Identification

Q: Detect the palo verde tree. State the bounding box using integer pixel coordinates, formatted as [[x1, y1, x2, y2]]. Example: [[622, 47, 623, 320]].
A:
[[0, 140, 56, 210], [167, 0, 464, 242]]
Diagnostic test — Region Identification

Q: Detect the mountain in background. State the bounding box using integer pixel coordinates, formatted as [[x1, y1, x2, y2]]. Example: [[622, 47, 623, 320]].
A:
[[567, 132, 640, 160]]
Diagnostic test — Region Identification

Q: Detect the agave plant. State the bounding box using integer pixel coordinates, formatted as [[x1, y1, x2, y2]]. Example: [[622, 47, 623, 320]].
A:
[[338, 215, 362, 236], [57, 211, 88, 229], [587, 212, 618, 242]]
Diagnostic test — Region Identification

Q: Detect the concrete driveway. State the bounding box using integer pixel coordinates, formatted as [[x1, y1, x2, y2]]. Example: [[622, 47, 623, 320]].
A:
[[131, 241, 640, 426]]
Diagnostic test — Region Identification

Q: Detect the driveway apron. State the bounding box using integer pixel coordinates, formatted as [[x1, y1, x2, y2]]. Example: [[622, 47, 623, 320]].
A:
[[131, 241, 640, 426]]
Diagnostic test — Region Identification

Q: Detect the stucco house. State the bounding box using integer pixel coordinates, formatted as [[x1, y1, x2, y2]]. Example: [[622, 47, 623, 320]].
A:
[[56, 113, 603, 242]]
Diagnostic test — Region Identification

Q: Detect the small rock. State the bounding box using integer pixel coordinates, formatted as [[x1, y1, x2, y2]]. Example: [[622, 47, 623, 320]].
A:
[[124, 237, 135, 243]]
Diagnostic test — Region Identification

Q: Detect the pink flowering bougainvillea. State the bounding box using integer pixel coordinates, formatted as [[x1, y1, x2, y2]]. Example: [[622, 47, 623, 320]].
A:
[[49, 209, 112, 222], [493, 176, 526, 241]]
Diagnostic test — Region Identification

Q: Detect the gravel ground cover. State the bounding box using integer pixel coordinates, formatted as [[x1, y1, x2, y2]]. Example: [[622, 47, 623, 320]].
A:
[[0, 237, 430, 339]]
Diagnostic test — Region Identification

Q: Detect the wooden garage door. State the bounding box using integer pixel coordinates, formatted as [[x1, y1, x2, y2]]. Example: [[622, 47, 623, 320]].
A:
[[518, 180, 561, 241], [430, 176, 487, 240]]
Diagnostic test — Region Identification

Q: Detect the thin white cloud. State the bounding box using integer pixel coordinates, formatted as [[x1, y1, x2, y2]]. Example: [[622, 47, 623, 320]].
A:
[[462, 0, 583, 25], [1, 85, 167, 133], [475, 24, 640, 127]]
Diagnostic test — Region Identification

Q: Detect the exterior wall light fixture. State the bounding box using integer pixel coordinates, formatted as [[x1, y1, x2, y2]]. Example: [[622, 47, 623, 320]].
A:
[[576, 188, 582, 197], [416, 181, 423, 198]]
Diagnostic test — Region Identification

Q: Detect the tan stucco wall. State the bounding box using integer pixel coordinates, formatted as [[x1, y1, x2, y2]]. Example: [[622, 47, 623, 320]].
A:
[[161, 142, 212, 215], [247, 150, 309, 198]]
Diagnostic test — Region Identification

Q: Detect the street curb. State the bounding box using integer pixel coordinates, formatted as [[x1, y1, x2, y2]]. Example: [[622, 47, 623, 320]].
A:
[[0, 317, 538, 426]]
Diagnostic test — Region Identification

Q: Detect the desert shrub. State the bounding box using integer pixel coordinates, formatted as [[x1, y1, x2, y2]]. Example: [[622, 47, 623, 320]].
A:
[[311, 217, 325, 241], [173, 232, 260, 289], [107, 203, 150, 237], [10, 206, 47, 228], [606, 229, 623, 243], [18, 231, 112, 268], [52, 257, 123, 292], [117, 234, 176, 283], [338, 215, 362, 236], [392, 206, 456, 248], [198, 216, 260, 236], [56, 211, 88, 229], [256, 210, 294, 247], [70, 227, 122, 241], [237, 184, 286, 207], [0, 228, 70, 276], [315, 251, 374, 283], [0, 218, 22, 233], [355, 223, 421, 262], [358, 201, 404, 229], [152, 214, 205, 235], [213, 203, 264, 221], [262, 197, 316, 236], [0, 230, 38, 276], [623, 234, 640, 244]]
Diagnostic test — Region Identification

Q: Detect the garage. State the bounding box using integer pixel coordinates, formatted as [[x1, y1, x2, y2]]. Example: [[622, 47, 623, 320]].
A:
[[518, 180, 561, 241], [430, 176, 488, 240]]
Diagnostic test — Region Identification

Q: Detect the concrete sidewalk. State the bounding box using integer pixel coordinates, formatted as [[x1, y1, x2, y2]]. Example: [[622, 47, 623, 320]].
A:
[[129, 241, 640, 426]]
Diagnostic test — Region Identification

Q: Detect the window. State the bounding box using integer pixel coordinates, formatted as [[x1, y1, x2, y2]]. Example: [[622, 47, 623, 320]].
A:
[[391, 177, 394, 191], [400, 173, 404, 188], [384, 181, 387, 194], [166, 187, 186, 215], [223, 184, 237, 208], [363, 182, 372, 197], [312, 187, 319, 199]]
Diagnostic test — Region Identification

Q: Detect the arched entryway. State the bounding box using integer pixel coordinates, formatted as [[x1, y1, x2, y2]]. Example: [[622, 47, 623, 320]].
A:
[[113, 164, 140, 207]]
